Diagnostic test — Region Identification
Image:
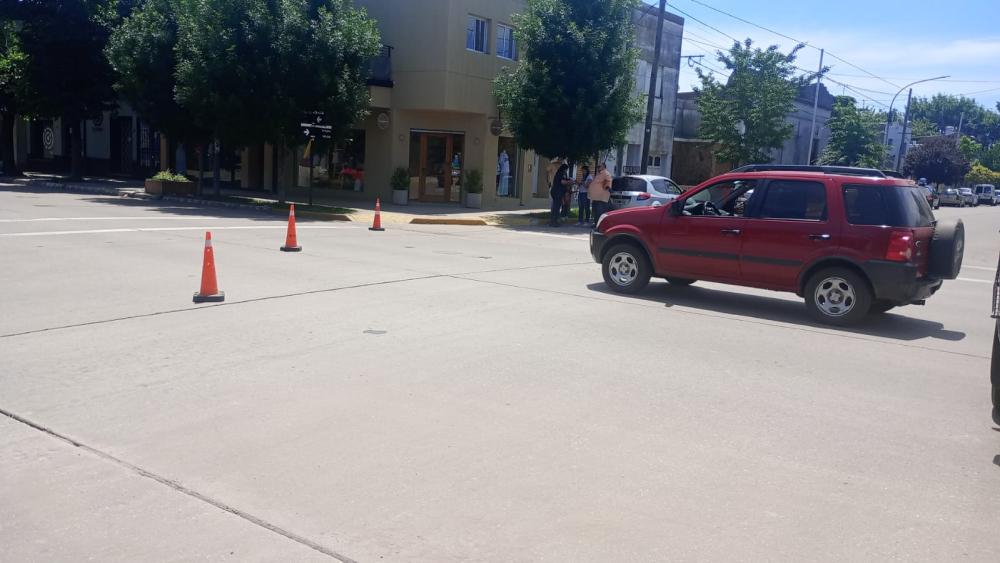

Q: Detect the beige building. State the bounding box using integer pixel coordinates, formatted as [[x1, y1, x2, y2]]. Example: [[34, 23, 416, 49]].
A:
[[241, 0, 555, 210]]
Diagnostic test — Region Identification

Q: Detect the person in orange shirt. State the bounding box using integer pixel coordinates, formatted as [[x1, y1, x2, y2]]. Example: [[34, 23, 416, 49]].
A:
[[588, 162, 613, 225]]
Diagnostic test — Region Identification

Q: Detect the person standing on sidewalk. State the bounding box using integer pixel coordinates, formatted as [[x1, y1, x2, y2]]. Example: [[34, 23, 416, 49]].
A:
[[576, 165, 593, 226], [588, 162, 612, 225], [549, 160, 573, 227]]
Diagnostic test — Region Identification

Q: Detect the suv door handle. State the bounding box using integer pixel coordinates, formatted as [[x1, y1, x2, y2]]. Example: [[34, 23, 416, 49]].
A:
[[720, 229, 742, 236], [808, 234, 832, 241]]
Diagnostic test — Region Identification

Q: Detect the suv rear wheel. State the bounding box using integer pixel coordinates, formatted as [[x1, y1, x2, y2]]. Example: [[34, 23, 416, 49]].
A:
[[805, 267, 873, 326], [602, 243, 651, 294]]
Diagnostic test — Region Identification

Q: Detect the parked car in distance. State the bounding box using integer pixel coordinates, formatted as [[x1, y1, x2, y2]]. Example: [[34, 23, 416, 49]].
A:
[[922, 185, 941, 209], [958, 187, 978, 207], [609, 175, 683, 210], [974, 183, 999, 206], [938, 188, 963, 207], [591, 165, 966, 326]]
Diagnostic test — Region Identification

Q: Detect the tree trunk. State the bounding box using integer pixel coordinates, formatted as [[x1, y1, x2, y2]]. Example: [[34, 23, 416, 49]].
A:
[[0, 111, 21, 177], [212, 139, 221, 197], [198, 144, 206, 197], [70, 121, 84, 181]]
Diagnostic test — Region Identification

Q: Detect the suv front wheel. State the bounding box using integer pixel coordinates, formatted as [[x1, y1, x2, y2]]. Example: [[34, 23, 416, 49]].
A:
[[602, 243, 651, 295], [805, 267, 873, 326]]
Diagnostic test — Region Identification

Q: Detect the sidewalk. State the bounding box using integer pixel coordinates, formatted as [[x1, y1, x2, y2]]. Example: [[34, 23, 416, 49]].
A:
[[3, 173, 553, 227]]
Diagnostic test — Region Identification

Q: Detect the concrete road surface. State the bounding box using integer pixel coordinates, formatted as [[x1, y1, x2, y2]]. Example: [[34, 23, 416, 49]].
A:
[[2, 186, 999, 562]]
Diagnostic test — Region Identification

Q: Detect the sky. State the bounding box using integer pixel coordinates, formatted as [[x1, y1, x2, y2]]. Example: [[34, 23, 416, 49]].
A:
[[648, 0, 1000, 117]]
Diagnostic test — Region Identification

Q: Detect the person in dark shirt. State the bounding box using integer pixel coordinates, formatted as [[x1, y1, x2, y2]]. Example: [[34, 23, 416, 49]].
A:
[[549, 160, 572, 227]]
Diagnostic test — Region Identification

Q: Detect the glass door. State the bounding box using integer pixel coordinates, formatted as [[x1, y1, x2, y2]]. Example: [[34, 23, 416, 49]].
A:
[[409, 132, 465, 202]]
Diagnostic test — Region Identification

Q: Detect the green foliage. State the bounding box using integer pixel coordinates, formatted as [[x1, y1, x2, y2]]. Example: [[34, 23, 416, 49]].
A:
[[696, 39, 818, 166], [172, 0, 381, 148], [149, 170, 190, 182], [106, 0, 208, 144], [818, 96, 886, 168], [981, 143, 1000, 171], [903, 136, 971, 185], [494, 0, 643, 161], [390, 166, 409, 190], [966, 163, 1000, 185], [910, 94, 1000, 146], [0, 21, 29, 175], [463, 169, 483, 194], [909, 118, 939, 139], [958, 135, 983, 163]]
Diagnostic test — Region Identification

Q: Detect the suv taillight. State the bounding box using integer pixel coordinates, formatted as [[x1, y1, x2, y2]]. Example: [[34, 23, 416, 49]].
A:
[[886, 229, 915, 262], [637, 192, 651, 200]]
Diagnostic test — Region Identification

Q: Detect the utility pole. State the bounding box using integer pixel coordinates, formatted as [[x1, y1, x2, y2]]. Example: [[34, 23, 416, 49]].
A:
[[640, 0, 666, 175], [895, 88, 912, 171], [955, 112, 964, 146], [806, 48, 824, 165]]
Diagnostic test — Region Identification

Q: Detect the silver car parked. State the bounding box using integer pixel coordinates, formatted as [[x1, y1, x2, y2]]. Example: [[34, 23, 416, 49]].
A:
[[939, 188, 964, 207], [609, 175, 683, 210], [959, 187, 978, 207]]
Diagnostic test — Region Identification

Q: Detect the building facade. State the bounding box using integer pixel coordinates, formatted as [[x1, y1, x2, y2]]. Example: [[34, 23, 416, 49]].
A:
[[611, 5, 684, 178], [240, 0, 554, 210]]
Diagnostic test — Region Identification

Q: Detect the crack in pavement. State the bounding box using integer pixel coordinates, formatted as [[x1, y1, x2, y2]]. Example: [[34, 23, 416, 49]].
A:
[[0, 406, 357, 562]]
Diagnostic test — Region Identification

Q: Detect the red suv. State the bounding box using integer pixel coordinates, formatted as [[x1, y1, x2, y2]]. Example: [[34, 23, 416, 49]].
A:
[[590, 165, 965, 325]]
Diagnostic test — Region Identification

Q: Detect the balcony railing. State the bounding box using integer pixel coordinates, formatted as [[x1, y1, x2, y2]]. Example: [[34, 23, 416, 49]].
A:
[[368, 45, 393, 88]]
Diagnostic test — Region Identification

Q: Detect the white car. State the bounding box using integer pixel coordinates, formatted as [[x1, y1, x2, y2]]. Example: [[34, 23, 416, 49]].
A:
[[609, 175, 683, 210], [974, 184, 999, 206]]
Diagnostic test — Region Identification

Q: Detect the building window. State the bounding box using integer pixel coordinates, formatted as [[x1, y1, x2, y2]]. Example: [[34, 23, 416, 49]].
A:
[[647, 155, 662, 167], [467, 16, 489, 53], [497, 24, 517, 60]]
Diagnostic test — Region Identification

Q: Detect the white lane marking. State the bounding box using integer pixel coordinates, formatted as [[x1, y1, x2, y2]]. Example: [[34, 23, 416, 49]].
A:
[[514, 230, 588, 240], [0, 225, 353, 237], [962, 265, 997, 272], [956, 277, 993, 284], [0, 216, 224, 223]]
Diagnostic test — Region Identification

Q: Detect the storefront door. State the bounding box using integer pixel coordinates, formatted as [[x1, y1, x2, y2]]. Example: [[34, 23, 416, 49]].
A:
[[410, 131, 464, 202]]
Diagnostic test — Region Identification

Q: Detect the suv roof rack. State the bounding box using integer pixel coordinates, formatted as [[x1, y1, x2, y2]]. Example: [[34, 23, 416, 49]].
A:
[[881, 170, 905, 178], [731, 164, 887, 178]]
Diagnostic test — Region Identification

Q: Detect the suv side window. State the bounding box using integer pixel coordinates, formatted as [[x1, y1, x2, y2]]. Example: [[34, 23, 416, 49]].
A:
[[843, 185, 888, 225], [758, 180, 827, 221], [651, 178, 682, 195], [685, 180, 757, 217]]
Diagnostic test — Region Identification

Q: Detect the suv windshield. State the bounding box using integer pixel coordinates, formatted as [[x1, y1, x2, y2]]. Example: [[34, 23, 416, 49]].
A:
[[843, 184, 935, 227]]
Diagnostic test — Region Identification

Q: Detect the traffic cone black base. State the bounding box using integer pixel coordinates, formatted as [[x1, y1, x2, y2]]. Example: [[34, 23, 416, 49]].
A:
[[368, 226, 385, 232], [280, 245, 302, 252], [193, 291, 225, 303]]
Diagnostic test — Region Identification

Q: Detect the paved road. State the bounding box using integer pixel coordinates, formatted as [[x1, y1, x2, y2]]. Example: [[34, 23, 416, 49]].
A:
[[2, 186, 999, 562]]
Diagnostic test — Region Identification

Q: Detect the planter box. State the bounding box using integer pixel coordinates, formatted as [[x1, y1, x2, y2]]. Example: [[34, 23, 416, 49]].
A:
[[465, 192, 482, 208], [392, 188, 409, 205], [145, 179, 196, 197]]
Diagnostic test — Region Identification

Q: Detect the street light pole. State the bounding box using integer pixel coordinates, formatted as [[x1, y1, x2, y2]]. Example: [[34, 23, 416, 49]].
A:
[[806, 48, 824, 165], [883, 75, 950, 147]]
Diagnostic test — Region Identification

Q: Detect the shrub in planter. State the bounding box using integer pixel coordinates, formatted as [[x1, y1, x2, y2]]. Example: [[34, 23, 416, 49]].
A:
[[464, 168, 483, 208], [391, 166, 409, 205], [145, 170, 196, 196]]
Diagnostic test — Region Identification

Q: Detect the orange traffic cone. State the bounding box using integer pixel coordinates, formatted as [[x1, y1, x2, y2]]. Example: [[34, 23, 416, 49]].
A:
[[280, 203, 302, 252], [193, 231, 225, 303], [369, 197, 385, 231]]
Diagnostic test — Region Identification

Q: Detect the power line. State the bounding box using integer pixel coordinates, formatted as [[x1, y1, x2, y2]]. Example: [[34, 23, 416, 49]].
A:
[[682, 0, 812, 47], [827, 73, 1000, 84], [667, 3, 740, 43], [671, 0, 902, 91], [955, 86, 1000, 97]]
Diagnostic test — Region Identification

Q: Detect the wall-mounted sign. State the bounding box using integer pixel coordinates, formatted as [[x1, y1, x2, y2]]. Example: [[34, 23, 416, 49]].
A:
[[92, 113, 104, 130], [489, 119, 503, 136], [42, 127, 55, 151], [376, 112, 390, 130]]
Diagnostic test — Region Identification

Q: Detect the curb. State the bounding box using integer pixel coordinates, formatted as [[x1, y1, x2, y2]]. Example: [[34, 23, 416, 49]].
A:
[[409, 218, 489, 226], [283, 209, 353, 222]]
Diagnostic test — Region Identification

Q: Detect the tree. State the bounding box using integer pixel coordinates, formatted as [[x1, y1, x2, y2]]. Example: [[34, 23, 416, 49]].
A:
[[106, 0, 208, 147], [903, 136, 971, 185], [817, 96, 885, 168], [695, 39, 817, 166], [172, 0, 380, 193], [958, 135, 983, 163], [910, 93, 1000, 146], [981, 143, 1000, 172], [966, 162, 1000, 186], [15, 0, 122, 180], [0, 20, 29, 176], [493, 0, 642, 162]]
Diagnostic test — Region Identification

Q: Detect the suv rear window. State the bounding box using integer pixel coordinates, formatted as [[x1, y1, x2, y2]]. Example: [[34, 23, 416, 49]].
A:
[[611, 177, 646, 192], [843, 184, 935, 227]]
